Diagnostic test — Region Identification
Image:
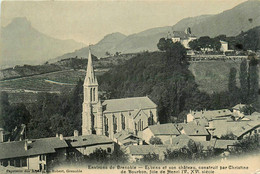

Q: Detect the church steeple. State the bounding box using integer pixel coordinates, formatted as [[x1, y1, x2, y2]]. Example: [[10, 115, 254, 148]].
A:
[[82, 48, 100, 135], [84, 48, 98, 86]]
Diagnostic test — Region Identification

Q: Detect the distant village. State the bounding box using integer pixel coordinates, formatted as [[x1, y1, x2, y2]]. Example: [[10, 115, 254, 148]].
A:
[[0, 28, 259, 172]]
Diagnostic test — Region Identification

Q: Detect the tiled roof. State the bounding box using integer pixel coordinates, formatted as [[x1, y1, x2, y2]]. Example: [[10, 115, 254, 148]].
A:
[[102, 96, 157, 113], [214, 140, 237, 149], [176, 122, 209, 136], [172, 31, 196, 39], [190, 109, 232, 120], [212, 120, 260, 138], [149, 123, 180, 135], [64, 134, 113, 147], [0, 137, 68, 160], [127, 145, 166, 155]]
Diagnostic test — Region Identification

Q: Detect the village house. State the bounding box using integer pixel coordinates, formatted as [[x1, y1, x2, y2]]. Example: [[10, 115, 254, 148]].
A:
[[113, 130, 143, 146], [0, 136, 68, 171], [64, 132, 115, 158], [140, 123, 180, 144], [0, 132, 115, 171], [208, 114, 260, 140], [187, 109, 233, 122], [175, 122, 210, 141], [126, 145, 166, 162]]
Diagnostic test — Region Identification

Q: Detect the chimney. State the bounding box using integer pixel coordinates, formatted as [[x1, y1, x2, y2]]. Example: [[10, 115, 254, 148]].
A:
[[24, 140, 28, 151], [56, 133, 59, 138], [74, 130, 79, 137], [59, 134, 64, 140]]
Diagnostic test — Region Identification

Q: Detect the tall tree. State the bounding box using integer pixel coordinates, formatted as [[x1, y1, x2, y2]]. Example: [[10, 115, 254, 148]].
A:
[[239, 59, 249, 103], [248, 54, 259, 103]]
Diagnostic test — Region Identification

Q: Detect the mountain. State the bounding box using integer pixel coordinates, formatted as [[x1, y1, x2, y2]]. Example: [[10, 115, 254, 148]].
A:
[[49, 32, 127, 63], [51, 0, 260, 61], [1, 17, 85, 67]]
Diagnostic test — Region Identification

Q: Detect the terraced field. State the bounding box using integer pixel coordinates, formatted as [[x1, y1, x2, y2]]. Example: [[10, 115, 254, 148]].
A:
[[0, 69, 107, 92]]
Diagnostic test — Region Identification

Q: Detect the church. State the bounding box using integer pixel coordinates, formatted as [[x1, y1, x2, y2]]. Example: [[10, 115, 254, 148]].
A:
[[82, 50, 158, 139]]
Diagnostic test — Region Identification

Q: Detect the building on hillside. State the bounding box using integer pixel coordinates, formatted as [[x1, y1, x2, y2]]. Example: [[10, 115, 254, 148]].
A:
[[168, 27, 197, 49], [187, 109, 232, 122], [140, 123, 180, 144], [220, 40, 228, 52], [82, 49, 158, 139]]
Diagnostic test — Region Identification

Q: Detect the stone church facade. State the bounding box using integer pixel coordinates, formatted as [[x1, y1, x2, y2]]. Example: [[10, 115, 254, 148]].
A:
[[82, 50, 158, 139]]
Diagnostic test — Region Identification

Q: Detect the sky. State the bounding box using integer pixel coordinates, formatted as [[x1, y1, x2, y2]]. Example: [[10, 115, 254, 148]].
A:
[[1, 0, 248, 45]]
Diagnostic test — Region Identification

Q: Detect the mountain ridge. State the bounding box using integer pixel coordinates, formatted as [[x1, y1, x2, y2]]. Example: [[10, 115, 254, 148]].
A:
[[51, 0, 260, 62]]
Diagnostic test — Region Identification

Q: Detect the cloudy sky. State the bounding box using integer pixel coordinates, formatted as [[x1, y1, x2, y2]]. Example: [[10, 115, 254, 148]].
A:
[[1, 0, 247, 45]]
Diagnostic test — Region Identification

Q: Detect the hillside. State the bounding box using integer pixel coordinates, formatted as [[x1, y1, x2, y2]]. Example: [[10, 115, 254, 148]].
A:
[[50, 0, 260, 61], [1, 17, 85, 68]]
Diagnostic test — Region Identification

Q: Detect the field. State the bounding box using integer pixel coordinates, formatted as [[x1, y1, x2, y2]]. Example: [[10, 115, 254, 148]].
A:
[[1, 59, 259, 104], [189, 60, 244, 94], [0, 69, 107, 92]]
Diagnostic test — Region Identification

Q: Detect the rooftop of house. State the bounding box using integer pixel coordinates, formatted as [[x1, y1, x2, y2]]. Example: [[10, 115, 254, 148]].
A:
[[214, 140, 237, 149], [64, 134, 113, 147], [212, 119, 260, 138], [172, 31, 196, 39], [101, 96, 157, 113], [0, 137, 68, 160], [189, 109, 232, 120], [127, 145, 166, 155], [148, 123, 180, 136], [176, 122, 209, 136]]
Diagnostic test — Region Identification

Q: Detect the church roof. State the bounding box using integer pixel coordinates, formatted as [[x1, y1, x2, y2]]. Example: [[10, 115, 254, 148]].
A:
[[148, 123, 180, 135], [102, 96, 157, 113]]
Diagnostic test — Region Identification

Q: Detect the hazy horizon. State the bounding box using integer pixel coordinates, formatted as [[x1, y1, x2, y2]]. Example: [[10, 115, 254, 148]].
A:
[[1, 0, 248, 45]]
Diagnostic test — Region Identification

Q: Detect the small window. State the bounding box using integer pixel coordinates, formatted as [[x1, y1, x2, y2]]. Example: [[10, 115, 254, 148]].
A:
[[107, 148, 112, 153], [39, 164, 42, 171], [15, 159, 20, 167], [10, 160, 14, 166], [83, 138, 87, 141], [21, 158, 27, 167]]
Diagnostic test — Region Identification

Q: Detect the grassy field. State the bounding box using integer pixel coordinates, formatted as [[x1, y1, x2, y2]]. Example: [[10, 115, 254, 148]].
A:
[[0, 69, 107, 92]]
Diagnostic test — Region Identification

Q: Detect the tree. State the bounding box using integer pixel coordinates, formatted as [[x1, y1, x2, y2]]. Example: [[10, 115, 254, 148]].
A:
[[240, 105, 256, 115], [221, 132, 237, 140], [141, 153, 160, 163], [149, 136, 163, 145], [239, 59, 249, 103], [228, 68, 240, 106], [232, 134, 260, 154], [248, 54, 259, 103]]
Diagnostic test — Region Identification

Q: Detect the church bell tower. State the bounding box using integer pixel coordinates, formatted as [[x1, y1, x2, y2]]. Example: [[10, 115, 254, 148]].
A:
[[82, 48, 99, 135]]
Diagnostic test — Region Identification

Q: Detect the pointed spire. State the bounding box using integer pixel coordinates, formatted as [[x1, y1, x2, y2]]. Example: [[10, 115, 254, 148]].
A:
[[84, 46, 97, 85]]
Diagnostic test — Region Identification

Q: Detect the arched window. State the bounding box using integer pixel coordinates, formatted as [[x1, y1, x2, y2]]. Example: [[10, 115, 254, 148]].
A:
[[90, 88, 93, 102], [121, 114, 125, 130], [93, 88, 96, 102], [104, 116, 109, 136], [113, 115, 117, 134]]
